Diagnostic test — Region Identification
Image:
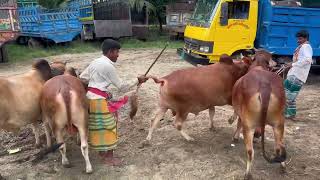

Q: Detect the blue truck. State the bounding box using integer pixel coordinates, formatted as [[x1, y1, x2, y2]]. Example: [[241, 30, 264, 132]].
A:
[[179, 0, 320, 68], [16, 0, 82, 46]]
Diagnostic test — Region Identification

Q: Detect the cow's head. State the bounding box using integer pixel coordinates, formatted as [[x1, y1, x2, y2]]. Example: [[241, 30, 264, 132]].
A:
[[219, 54, 251, 77], [32, 59, 52, 81], [50, 61, 67, 76], [220, 54, 234, 65], [252, 49, 277, 69], [64, 67, 78, 77]]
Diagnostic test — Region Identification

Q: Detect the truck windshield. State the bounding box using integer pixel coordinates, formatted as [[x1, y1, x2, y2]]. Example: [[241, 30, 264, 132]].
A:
[[190, 0, 219, 27]]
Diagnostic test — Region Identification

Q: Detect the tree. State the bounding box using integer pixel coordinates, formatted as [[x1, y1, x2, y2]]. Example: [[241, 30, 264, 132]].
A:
[[37, 0, 67, 9], [129, 0, 177, 32]]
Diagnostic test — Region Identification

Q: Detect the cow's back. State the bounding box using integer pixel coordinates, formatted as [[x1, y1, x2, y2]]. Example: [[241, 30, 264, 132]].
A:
[[0, 73, 43, 130], [41, 75, 87, 116], [233, 69, 285, 119], [160, 63, 242, 113], [236, 69, 284, 101]]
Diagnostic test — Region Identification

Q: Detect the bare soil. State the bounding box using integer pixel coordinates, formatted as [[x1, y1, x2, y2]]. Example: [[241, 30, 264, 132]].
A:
[[0, 49, 319, 180]]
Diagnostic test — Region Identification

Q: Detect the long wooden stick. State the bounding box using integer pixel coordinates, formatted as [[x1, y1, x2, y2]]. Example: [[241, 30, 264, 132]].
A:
[[131, 43, 169, 119], [144, 42, 169, 76]]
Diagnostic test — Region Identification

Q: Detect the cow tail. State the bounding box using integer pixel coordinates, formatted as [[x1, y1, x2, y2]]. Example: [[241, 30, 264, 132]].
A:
[[146, 75, 166, 86], [32, 143, 64, 165], [259, 84, 273, 163], [60, 84, 77, 134], [129, 76, 165, 119], [129, 89, 138, 120]]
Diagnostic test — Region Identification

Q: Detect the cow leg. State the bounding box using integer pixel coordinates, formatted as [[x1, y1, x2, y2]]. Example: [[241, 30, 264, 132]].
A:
[[43, 121, 52, 148], [209, 107, 215, 131], [243, 126, 255, 180], [31, 123, 41, 148], [146, 107, 168, 141], [78, 126, 93, 174], [228, 111, 238, 124], [54, 129, 70, 168], [175, 113, 194, 141], [232, 117, 242, 142], [273, 123, 286, 163]]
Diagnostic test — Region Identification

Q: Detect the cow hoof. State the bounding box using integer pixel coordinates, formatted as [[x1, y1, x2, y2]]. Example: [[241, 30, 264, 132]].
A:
[[63, 164, 72, 168], [244, 173, 253, 180], [185, 137, 195, 142], [35, 143, 42, 149], [228, 117, 235, 124], [232, 138, 239, 143], [146, 136, 152, 141], [209, 126, 215, 132], [138, 140, 151, 149], [86, 168, 93, 174]]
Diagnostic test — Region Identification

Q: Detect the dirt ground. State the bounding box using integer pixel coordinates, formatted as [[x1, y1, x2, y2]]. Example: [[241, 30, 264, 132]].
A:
[[0, 49, 319, 180]]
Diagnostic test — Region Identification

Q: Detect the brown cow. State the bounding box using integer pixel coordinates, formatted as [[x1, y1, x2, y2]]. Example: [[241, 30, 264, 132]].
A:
[[232, 53, 286, 179], [0, 59, 52, 147], [40, 69, 93, 173], [145, 55, 249, 142]]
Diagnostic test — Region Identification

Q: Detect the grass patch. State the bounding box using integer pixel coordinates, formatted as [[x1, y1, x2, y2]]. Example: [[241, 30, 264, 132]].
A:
[[6, 41, 100, 63], [5, 31, 184, 63]]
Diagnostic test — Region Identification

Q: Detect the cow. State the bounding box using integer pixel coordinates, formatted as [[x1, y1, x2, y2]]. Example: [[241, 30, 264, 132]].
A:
[[0, 59, 52, 147], [144, 55, 250, 142], [50, 61, 67, 76], [231, 52, 286, 179], [40, 64, 93, 173]]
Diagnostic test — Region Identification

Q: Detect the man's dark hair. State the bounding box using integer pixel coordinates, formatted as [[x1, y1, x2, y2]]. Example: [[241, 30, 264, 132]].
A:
[[296, 30, 309, 40], [101, 39, 121, 55]]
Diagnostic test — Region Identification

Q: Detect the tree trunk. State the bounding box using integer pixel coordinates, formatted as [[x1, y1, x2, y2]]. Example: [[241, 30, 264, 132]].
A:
[[156, 10, 163, 32]]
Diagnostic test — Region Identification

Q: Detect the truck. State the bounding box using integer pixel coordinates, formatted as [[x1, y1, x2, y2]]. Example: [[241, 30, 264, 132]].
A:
[[79, 0, 148, 41], [178, 0, 320, 68], [16, 0, 82, 47], [0, 0, 19, 62], [166, 0, 197, 39]]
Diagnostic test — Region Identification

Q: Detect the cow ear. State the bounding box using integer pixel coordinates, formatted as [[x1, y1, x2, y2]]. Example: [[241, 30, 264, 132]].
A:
[[269, 58, 277, 67], [242, 57, 252, 65]]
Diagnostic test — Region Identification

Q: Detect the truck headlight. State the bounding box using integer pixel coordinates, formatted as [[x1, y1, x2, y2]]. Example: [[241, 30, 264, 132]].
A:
[[199, 46, 210, 53], [170, 15, 179, 22]]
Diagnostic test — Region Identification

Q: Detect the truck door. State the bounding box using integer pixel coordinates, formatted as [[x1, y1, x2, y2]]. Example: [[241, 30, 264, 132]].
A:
[[214, 0, 257, 56]]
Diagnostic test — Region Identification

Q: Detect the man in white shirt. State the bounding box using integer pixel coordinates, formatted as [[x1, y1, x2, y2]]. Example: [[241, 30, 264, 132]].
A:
[[284, 30, 313, 120], [80, 39, 147, 166]]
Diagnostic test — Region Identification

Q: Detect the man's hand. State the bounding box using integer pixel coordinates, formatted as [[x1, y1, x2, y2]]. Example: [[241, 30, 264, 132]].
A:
[[137, 75, 148, 84], [286, 62, 293, 68]]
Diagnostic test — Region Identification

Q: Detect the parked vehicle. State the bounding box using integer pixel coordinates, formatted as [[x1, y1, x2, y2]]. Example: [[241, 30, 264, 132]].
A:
[[79, 0, 148, 40], [16, 0, 82, 47], [166, 0, 196, 39], [0, 0, 19, 62], [178, 0, 320, 68]]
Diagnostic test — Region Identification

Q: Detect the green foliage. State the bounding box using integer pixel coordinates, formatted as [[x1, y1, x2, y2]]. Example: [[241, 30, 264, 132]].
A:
[[129, 0, 178, 31], [37, 0, 67, 9], [6, 34, 183, 63]]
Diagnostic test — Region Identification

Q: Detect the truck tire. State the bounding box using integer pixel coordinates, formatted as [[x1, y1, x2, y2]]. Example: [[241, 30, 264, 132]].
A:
[[0, 45, 8, 63], [16, 36, 28, 45], [28, 38, 42, 48]]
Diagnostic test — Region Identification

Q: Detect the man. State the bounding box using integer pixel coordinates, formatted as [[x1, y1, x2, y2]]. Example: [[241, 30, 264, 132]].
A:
[[284, 30, 313, 119], [80, 39, 148, 166]]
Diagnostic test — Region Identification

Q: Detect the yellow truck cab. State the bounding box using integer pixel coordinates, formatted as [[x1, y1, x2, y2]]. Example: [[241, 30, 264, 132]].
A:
[[178, 0, 320, 67]]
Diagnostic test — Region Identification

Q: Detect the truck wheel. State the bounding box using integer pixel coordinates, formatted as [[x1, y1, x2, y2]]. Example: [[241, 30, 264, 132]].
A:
[[28, 38, 42, 48], [16, 36, 28, 45], [169, 34, 178, 41], [0, 45, 9, 63]]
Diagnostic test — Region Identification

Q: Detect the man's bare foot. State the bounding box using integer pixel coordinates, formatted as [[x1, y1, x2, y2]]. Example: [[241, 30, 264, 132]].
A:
[[100, 150, 123, 166], [104, 157, 123, 166]]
